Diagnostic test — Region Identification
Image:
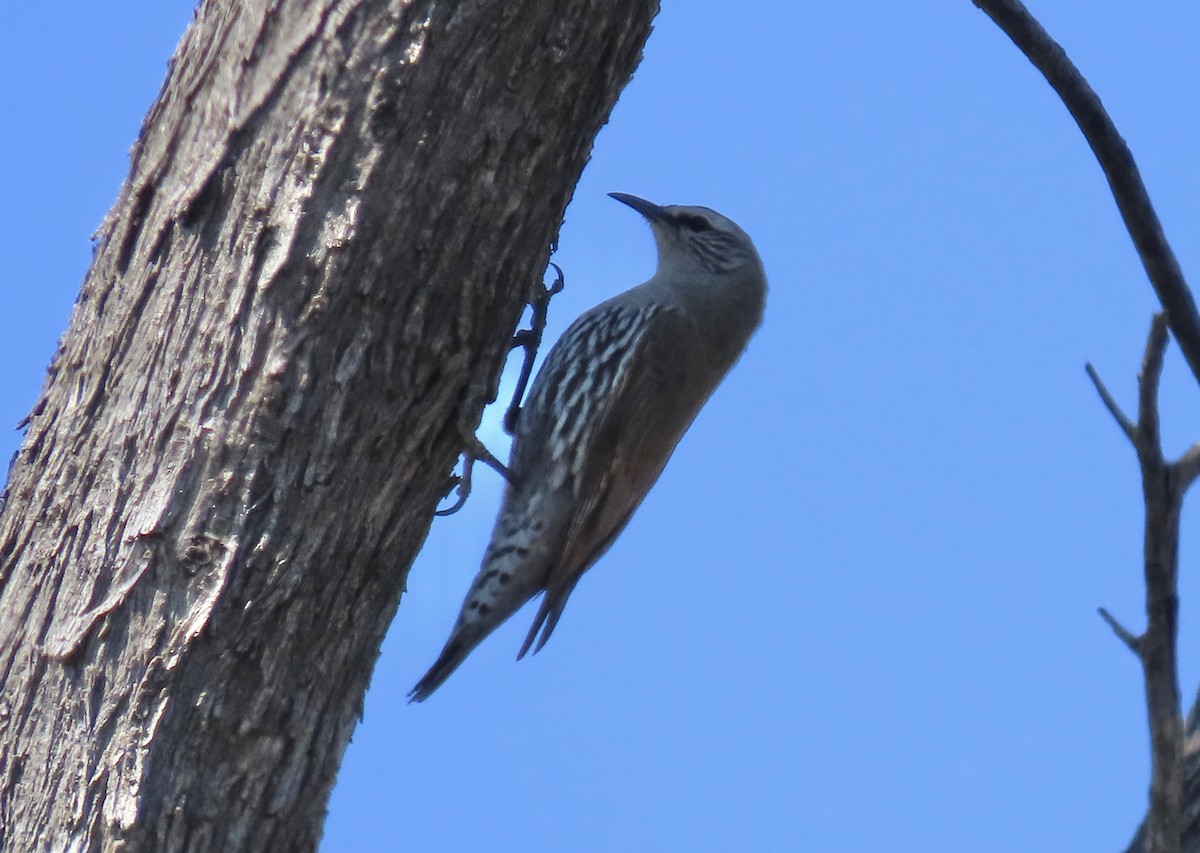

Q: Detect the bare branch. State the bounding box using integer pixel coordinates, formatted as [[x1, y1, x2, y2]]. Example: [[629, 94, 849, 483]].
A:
[[1175, 442, 1200, 491], [1085, 362, 1136, 442], [1137, 314, 1170, 458], [1098, 606, 1142, 657], [1137, 468, 1186, 853], [971, 0, 1200, 386], [973, 5, 1199, 851]]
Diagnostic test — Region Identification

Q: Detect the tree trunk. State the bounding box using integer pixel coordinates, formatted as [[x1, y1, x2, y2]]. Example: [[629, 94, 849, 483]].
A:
[[0, 1, 657, 849]]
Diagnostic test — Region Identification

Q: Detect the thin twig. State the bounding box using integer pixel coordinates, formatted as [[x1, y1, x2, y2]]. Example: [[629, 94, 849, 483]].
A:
[[1098, 606, 1142, 656], [971, 0, 1200, 386], [1085, 363, 1136, 442]]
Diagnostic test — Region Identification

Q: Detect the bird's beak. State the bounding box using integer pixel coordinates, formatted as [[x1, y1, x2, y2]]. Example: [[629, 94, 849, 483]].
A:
[[608, 192, 666, 223]]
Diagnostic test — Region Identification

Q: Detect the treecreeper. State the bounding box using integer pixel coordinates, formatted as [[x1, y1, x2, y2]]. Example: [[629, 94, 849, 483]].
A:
[[409, 192, 767, 701]]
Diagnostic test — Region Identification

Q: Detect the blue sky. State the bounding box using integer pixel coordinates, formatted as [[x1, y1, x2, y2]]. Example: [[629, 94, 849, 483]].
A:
[[3, 3, 1199, 851]]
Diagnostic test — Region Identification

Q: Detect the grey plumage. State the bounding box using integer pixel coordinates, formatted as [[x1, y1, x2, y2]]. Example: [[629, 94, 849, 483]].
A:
[[408, 192, 767, 702]]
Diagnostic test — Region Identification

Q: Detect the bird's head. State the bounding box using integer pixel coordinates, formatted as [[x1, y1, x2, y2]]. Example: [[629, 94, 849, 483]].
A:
[[608, 192, 760, 277]]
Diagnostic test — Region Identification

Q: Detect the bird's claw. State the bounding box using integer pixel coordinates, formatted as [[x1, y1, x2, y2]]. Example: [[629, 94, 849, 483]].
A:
[[435, 434, 518, 517], [504, 262, 565, 435], [437, 259, 561, 516]]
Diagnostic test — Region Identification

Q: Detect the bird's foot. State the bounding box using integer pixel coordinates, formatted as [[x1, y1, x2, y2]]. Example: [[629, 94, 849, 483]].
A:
[[503, 261, 565, 435], [436, 433, 518, 517]]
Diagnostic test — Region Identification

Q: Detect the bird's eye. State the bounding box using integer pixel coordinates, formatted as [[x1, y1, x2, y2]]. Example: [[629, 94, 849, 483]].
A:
[[678, 214, 710, 231]]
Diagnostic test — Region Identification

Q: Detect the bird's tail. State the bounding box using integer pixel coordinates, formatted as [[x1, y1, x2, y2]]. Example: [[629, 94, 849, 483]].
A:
[[516, 574, 582, 660], [409, 490, 567, 701], [408, 635, 476, 703], [408, 539, 547, 702], [408, 591, 529, 703]]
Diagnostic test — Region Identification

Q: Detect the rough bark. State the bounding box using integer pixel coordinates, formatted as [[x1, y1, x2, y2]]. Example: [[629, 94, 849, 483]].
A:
[[0, 1, 658, 850]]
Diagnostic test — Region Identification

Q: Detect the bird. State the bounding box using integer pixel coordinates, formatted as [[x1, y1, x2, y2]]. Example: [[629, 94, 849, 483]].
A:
[[408, 192, 767, 702]]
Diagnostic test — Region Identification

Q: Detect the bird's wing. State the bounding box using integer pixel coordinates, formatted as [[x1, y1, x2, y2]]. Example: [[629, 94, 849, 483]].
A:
[[517, 303, 698, 658]]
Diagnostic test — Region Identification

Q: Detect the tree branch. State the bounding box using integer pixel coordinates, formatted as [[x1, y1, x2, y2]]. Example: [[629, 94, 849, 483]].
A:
[[1175, 443, 1200, 492], [971, 0, 1200, 385], [1136, 314, 1170, 463], [1085, 362, 1136, 442], [1090, 316, 1186, 853], [971, 5, 1196, 848], [1098, 606, 1141, 656]]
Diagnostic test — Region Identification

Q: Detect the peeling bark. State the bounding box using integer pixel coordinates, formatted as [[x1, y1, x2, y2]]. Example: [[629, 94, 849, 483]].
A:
[[0, 1, 658, 849]]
